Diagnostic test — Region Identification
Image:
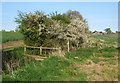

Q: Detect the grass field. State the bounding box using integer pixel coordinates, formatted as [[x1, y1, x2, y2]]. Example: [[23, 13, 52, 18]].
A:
[[91, 33, 118, 43], [2, 47, 118, 81], [2, 33, 119, 81], [1, 31, 23, 43]]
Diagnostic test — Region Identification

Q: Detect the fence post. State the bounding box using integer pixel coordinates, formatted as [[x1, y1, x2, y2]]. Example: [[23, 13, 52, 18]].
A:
[[67, 40, 70, 52], [58, 47, 61, 55], [24, 45, 26, 55], [40, 47, 42, 55]]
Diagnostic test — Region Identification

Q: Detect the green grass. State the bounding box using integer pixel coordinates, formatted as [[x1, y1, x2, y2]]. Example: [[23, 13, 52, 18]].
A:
[[2, 47, 34, 74], [3, 56, 87, 81], [91, 33, 118, 43], [1, 31, 118, 81], [1, 30, 23, 43], [2, 47, 118, 81]]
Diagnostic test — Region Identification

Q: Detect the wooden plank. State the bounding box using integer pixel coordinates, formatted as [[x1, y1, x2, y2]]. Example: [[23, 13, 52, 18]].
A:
[[42, 47, 60, 50], [25, 45, 40, 48]]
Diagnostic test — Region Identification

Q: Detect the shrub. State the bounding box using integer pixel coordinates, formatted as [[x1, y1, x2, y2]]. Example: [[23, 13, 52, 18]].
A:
[[15, 11, 53, 46]]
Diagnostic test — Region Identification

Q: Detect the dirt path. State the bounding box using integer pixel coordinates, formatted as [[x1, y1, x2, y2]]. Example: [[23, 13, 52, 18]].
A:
[[1, 40, 24, 50], [74, 58, 118, 81]]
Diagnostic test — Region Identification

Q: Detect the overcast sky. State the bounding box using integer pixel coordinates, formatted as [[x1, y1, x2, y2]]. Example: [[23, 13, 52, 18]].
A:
[[2, 2, 118, 32]]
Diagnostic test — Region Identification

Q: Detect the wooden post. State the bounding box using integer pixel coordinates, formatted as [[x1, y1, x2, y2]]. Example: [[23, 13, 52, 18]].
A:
[[58, 47, 61, 55], [40, 47, 42, 55], [24, 45, 26, 55], [67, 40, 70, 52]]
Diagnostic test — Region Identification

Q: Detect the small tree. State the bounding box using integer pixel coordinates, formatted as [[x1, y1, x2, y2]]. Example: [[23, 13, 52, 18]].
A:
[[65, 10, 83, 20], [104, 28, 112, 34]]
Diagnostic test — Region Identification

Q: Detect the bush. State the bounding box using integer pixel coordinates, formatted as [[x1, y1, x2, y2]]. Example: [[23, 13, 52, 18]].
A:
[[15, 11, 53, 46]]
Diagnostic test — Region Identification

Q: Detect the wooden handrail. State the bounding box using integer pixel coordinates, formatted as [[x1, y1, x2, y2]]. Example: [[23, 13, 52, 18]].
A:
[[25, 45, 40, 48], [24, 45, 61, 50]]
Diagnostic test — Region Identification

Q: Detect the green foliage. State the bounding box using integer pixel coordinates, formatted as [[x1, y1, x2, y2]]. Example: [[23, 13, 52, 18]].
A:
[[51, 13, 71, 25], [15, 11, 53, 46], [1, 30, 23, 43], [104, 28, 112, 34], [15, 10, 89, 48]]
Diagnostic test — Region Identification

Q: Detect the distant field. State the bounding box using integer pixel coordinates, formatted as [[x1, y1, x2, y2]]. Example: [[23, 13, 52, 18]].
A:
[[1, 31, 23, 43], [91, 33, 118, 43]]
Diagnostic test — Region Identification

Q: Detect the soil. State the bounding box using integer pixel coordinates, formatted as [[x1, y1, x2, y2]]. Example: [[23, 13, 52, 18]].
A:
[[1, 40, 24, 50]]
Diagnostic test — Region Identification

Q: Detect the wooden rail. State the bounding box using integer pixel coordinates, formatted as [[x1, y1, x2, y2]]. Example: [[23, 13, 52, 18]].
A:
[[25, 45, 61, 49], [24, 39, 70, 58], [24, 45, 61, 55]]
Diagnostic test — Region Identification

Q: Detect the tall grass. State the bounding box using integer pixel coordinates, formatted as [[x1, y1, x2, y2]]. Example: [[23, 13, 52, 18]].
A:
[[3, 56, 87, 81], [2, 47, 118, 81], [2, 47, 34, 74]]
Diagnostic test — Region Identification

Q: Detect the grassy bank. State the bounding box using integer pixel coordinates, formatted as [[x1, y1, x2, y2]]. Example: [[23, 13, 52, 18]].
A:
[[2, 47, 34, 74], [2, 47, 118, 81]]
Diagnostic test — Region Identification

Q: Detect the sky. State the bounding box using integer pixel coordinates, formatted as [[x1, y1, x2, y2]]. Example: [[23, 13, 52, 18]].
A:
[[2, 2, 118, 32]]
